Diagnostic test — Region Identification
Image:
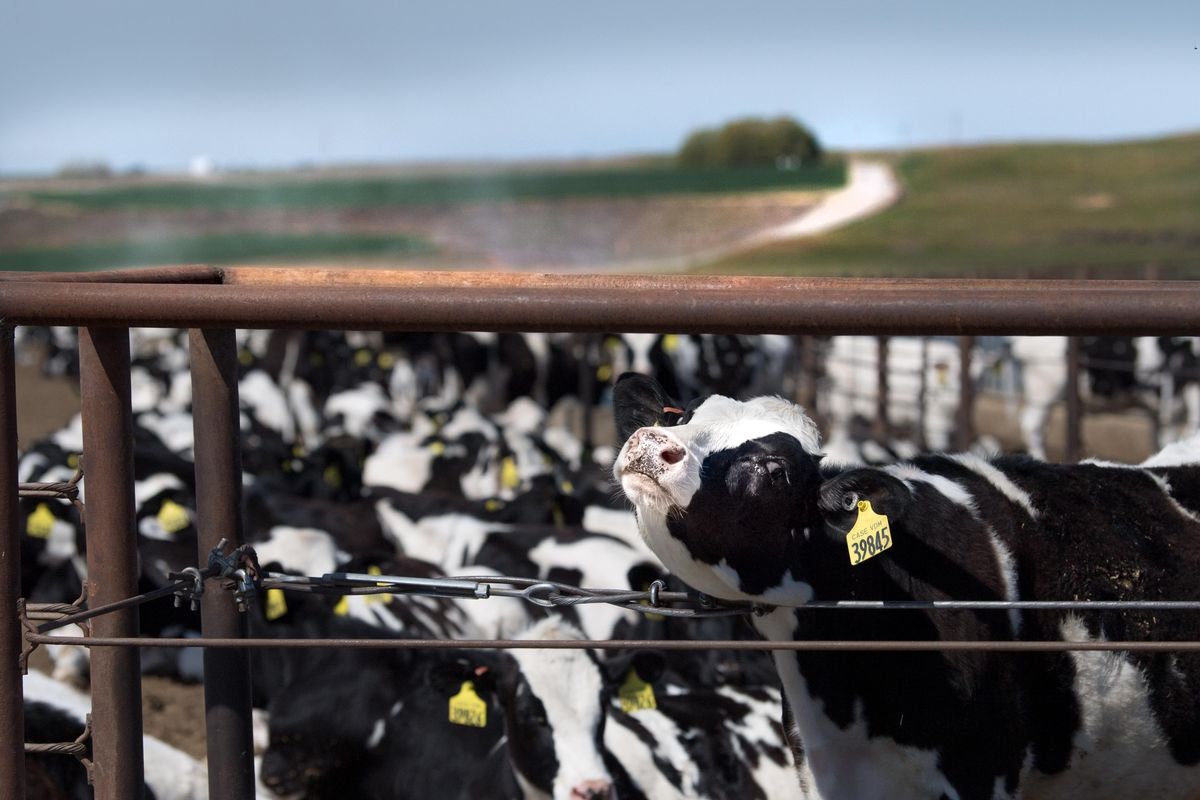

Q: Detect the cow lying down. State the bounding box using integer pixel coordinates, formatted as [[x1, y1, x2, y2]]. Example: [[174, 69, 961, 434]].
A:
[[612, 373, 1200, 800]]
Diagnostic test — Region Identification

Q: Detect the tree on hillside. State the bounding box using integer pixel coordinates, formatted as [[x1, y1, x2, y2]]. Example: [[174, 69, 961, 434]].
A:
[[678, 116, 822, 169]]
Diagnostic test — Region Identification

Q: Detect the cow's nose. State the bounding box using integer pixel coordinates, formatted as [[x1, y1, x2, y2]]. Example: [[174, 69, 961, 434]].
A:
[[630, 428, 686, 466], [571, 779, 614, 800]]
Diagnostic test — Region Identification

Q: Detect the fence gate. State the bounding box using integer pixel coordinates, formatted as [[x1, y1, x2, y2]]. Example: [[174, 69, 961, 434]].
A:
[[3, 266, 1199, 800]]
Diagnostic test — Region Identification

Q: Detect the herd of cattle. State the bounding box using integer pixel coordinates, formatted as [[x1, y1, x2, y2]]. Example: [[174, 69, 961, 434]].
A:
[[13, 326, 1200, 799]]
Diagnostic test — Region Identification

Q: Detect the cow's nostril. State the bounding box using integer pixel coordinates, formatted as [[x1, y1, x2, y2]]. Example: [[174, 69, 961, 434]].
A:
[[661, 446, 685, 465]]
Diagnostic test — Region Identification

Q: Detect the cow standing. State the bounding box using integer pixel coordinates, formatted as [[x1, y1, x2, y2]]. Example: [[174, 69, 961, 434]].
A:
[[613, 373, 1200, 800]]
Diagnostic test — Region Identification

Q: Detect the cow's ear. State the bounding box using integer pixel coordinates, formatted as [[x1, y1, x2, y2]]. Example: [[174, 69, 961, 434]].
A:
[[817, 468, 910, 538], [630, 651, 666, 685], [427, 654, 509, 698], [613, 373, 679, 444], [603, 650, 665, 687]]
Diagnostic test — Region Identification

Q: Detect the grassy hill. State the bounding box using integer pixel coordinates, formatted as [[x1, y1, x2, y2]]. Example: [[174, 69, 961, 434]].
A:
[[0, 161, 843, 272], [699, 133, 1200, 278]]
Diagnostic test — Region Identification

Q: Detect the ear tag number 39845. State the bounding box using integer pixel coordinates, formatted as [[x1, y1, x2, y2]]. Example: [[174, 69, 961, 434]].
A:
[[846, 500, 892, 565]]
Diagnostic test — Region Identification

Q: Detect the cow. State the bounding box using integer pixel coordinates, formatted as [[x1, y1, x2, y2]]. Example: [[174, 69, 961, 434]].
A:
[[23, 670, 208, 800], [1010, 336, 1200, 459], [612, 372, 1200, 799], [255, 616, 618, 800], [822, 336, 967, 452]]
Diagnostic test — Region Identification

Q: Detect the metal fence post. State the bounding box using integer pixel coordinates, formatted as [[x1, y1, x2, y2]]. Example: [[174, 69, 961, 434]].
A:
[[957, 336, 976, 452], [1066, 337, 1083, 462], [0, 324, 27, 800], [189, 328, 255, 799], [79, 326, 146, 799], [873, 336, 890, 439]]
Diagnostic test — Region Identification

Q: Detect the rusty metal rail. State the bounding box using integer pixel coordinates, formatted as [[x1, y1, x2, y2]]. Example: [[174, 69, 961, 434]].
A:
[[5, 266, 1200, 800], [2, 270, 1200, 335]]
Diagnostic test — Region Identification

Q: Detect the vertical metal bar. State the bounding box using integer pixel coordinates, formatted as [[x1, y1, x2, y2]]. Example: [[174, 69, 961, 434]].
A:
[[873, 336, 890, 439], [1066, 336, 1083, 462], [916, 338, 929, 450], [0, 324, 27, 800], [798, 336, 818, 414], [79, 327, 145, 799], [957, 336, 976, 452], [189, 329, 255, 800]]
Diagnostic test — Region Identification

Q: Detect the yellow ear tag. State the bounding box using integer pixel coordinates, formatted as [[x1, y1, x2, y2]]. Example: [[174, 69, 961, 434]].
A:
[[156, 499, 191, 535], [238, 349, 254, 366], [428, 441, 446, 456], [377, 352, 396, 369], [560, 480, 574, 494], [596, 364, 613, 382], [333, 596, 350, 616], [66, 453, 80, 469], [365, 565, 389, 605], [448, 681, 488, 728], [484, 498, 504, 512], [265, 588, 288, 621], [354, 349, 372, 367], [618, 670, 657, 713], [26, 503, 56, 539], [323, 464, 342, 488], [500, 457, 520, 490], [846, 500, 893, 566], [662, 334, 680, 353]]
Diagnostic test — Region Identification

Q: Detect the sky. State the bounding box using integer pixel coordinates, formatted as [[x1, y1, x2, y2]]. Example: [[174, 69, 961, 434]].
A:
[[2, 0, 1198, 175]]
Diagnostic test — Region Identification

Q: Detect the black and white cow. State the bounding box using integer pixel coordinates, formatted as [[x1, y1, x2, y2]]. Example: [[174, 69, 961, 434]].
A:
[[613, 372, 1200, 799], [24, 670, 207, 800], [256, 616, 619, 800]]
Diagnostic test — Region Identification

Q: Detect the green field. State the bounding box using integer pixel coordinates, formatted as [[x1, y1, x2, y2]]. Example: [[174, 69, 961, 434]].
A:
[[700, 133, 1200, 278], [0, 233, 433, 272], [13, 162, 846, 212]]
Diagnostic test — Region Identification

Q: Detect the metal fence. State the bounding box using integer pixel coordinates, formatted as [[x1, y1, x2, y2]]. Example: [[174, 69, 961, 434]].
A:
[[4, 266, 1200, 800]]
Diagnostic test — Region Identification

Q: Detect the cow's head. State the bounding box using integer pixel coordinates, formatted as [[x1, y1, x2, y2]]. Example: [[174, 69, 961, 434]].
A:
[[613, 373, 824, 603], [481, 617, 636, 800]]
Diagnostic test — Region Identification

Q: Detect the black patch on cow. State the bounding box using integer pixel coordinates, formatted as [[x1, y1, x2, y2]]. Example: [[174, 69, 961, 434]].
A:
[[664, 432, 822, 596]]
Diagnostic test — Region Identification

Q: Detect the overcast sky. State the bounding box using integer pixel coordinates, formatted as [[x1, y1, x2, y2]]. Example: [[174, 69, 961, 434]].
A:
[[2, 0, 1197, 174]]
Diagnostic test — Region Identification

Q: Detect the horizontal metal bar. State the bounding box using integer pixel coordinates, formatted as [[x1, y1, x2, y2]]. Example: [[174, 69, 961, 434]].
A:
[[323, 572, 491, 600], [795, 600, 1200, 610], [35, 580, 189, 635], [26, 634, 1200, 653], [3, 274, 1200, 335], [0, 265, 223, 284]]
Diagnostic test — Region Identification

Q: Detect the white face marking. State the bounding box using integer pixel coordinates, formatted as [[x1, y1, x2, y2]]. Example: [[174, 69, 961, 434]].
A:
[[526, 537, 644, 639], [41, 518, 79, 563], [239, 370, 295, 441], [949, 453, 1040, 520], [362, 432, 438, 493], [615, 393, 822, 602], [511, 619, 611, 800], [323, 382, 389, 439], [253, 526, 346, 577], [374, 503, 507, 570], [133, 473, 186, 507]]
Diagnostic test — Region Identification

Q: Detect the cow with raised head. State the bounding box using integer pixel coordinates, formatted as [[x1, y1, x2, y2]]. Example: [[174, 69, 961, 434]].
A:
[[612, 372, 1200, 800]]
